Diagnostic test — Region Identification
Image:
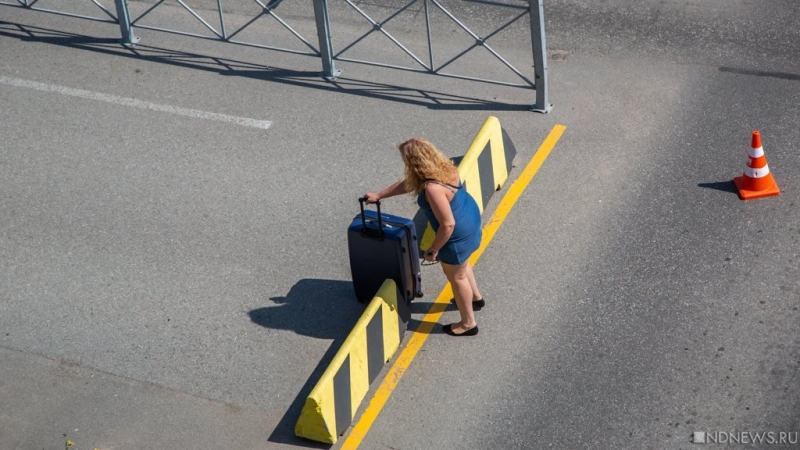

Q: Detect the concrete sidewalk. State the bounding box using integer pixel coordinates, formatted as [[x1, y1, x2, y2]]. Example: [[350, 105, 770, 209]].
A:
[[0, 346, 303, 450]]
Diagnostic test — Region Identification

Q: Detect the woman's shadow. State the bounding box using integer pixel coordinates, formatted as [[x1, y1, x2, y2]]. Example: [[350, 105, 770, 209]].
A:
[[249, 278, 363, 340]]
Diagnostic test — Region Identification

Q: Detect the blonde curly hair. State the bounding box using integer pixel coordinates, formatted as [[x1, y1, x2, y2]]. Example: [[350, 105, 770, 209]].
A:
[[398, 138, 458, 195]]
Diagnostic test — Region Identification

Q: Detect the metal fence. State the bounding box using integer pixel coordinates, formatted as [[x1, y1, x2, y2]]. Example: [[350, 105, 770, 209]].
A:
[[1, 0, 551, 111]]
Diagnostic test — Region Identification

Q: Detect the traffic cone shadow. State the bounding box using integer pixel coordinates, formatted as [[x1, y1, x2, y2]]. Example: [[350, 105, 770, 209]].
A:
[[733, 130, 781, 200]]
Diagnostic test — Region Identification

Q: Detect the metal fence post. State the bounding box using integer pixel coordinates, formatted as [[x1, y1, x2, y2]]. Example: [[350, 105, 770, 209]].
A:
[[312, 0, 341, 79], [113, 0, 140, 45], [530, 0, 551, 113]]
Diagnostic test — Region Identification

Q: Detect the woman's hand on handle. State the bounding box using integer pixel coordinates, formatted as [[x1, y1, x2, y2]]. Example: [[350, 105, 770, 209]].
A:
[[364, 179, 407, 204], [363, 192, 381, 204]]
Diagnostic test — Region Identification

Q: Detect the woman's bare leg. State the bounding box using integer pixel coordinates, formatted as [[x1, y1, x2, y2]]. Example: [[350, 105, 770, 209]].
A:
[[465, 262, 482, 301], [441, 262, 477, 333]]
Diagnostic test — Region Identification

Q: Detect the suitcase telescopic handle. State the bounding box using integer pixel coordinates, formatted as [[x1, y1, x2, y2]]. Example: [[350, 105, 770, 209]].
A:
[[358, 197, 384, 236]]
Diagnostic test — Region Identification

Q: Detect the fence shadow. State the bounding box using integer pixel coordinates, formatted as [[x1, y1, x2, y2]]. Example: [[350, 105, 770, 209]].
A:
[[0, 20, 532, 111]]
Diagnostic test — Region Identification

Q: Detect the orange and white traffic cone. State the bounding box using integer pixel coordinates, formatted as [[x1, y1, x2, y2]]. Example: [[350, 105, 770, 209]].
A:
[[733, 130, 780, 200]]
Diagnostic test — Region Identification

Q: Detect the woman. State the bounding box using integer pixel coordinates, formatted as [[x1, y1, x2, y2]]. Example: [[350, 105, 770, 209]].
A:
[[365, 138, 484, 336]]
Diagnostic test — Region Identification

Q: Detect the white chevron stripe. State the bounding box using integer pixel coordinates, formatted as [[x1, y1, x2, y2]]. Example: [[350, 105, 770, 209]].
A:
[[744, 164, 770, 178], [747, 146, 765, 158]]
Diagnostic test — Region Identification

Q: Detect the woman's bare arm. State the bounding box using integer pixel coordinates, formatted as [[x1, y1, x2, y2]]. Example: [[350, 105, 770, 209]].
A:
[[364, 179, 407, 204]]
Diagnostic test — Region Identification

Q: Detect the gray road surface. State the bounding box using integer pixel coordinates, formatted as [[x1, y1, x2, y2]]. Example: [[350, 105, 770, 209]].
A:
[[1, 1, 798, 449]]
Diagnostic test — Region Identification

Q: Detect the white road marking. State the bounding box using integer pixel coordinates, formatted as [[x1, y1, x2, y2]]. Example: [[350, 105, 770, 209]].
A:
[[0, 75, 272, 130]]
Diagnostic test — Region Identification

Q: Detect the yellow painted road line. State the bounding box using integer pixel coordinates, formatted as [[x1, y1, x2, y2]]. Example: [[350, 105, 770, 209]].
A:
[[339, 124, 567, 449]]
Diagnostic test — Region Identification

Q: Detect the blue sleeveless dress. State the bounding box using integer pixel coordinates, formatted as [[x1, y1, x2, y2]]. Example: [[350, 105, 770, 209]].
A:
[[417, 181, 482, 265]]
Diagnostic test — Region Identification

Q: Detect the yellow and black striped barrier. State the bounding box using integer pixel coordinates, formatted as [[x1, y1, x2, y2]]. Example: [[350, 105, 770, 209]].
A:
[[295, 279, 406, 444], [420, 115, 517, 249]]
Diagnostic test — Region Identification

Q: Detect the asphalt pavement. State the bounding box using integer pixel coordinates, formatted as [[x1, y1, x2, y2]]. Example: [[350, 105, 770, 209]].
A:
[[1, 1, 798, 449]]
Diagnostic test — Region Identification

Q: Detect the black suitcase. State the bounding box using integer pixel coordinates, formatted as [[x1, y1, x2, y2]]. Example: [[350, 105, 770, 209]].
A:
[[348, 198, 423, 309]]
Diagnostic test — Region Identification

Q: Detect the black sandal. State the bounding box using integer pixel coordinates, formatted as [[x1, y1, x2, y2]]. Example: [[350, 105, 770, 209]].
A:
[[443, 323, 479, 337]]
